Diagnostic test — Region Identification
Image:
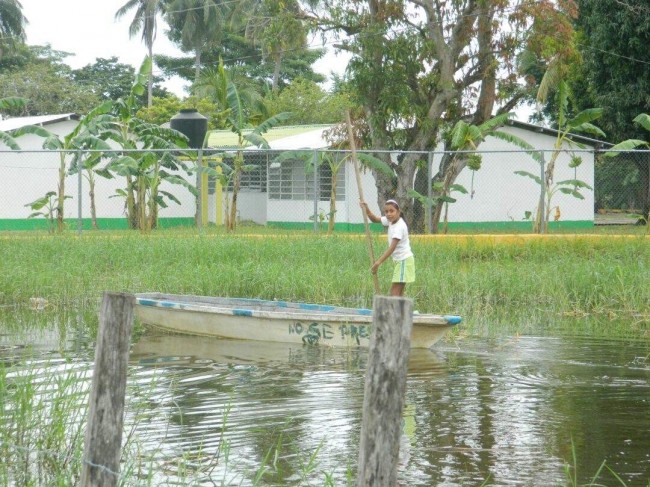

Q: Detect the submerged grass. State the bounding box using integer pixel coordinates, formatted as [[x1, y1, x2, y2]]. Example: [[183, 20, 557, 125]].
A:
[[0, 354, 344, 486], [0, 231, 649, 338]]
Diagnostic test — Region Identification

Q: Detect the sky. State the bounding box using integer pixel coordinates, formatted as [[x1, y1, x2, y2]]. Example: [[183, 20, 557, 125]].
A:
[[20, 0, 347, 96], [19, 0, 533, 121]]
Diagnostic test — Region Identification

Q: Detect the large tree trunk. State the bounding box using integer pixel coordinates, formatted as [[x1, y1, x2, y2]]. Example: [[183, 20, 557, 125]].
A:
[[430, 153, 467, 234], [194, 48, 202, 84], [272, 53, 282, 93], [147, 44, 154, 108]]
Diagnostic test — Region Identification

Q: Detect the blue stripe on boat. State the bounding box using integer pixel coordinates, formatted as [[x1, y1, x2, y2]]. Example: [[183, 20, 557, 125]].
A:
[[161, 301, 177, 308], [299, 303, 336, 312], [444, 315, 462, 325], [233, 309, 253, 317], [137, 299, 158, 307], [358, 309, 372, 316]]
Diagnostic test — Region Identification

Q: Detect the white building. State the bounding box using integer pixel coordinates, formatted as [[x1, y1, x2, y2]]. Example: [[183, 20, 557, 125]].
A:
[[0, 116, 603, 232], [0, 114, 196, 231], [209, 121, 603, 232]]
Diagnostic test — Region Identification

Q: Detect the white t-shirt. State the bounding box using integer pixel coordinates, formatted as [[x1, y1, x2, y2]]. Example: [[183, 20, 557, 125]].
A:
[[380, 216, 413, 261]]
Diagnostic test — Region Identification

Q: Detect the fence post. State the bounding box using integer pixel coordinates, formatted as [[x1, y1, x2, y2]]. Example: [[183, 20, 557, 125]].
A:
[[539, 150, 546, 234], [196, 148, 203, 229], [426, 151, 433, 234], [313, 149, 319, 233], [357, 295, 413, 486], [80, 292, 135, 487], [77, 150, 83, 236]]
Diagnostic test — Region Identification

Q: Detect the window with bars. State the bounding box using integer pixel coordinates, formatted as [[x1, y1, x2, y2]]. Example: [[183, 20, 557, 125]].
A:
[[207, 151, 269, 194], [269, 157, 345, 201]]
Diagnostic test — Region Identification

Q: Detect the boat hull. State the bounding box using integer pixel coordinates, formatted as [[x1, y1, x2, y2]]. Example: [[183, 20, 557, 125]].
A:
[[134, 294, 461, 349]]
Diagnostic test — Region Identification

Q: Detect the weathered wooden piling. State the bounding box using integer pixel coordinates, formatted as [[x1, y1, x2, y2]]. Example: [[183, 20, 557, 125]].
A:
[[357, 295, 413, 486], [80, 292, 135, 487]]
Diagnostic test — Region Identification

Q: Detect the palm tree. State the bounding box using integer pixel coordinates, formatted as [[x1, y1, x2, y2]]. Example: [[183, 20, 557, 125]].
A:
[[0, 0, 28, 58], [165, 0, 229, 83], [115, 0, 167, 107], [240, 0, 308, 92], [196, 59, 290, 230]]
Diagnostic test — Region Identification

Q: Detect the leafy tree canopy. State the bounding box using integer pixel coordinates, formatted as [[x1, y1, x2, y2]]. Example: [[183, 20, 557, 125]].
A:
[[155, 31, 325, 90], [0, 45, 100, 116], [302, 0, 580, 230], [72, 56, 169, 102], [573, 0, 650, 143], [264, 78, 351, 125], [136, 94, 219, 128]]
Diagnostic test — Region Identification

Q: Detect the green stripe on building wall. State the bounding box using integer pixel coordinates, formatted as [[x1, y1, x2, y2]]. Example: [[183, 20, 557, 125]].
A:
[[267, 220, 595, 232], [1, 217, 593, 232], [0, 217, 196, 232]]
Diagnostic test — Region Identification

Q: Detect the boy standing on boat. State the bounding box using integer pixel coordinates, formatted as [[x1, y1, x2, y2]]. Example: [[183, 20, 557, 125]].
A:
[[359, 199, 415, 297]]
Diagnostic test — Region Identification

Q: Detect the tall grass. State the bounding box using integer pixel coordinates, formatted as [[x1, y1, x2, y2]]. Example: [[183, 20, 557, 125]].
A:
[[0, 358, 88, 485], [0, 232, 648, 338]]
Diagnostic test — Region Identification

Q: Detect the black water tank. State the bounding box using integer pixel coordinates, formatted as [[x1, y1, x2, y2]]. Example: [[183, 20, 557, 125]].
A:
[[170, 108, 208, 149]]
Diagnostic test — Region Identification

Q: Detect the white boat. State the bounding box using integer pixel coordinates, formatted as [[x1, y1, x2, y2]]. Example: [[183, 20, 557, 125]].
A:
[[134, 293, 462, 349]]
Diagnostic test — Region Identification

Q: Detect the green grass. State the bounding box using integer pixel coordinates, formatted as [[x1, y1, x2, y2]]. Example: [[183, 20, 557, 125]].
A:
[[0, 230, 648, 339]]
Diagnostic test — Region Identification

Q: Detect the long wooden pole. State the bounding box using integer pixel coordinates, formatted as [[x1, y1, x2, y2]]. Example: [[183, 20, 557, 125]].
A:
[[346, 110, 380, 294]]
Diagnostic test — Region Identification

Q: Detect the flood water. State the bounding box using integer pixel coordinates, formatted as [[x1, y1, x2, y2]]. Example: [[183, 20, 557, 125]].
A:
[[2, 311, 650, 486]]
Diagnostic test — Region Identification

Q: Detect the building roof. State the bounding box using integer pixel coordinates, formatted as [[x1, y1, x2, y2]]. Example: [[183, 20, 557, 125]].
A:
[[506, 119, 610, 148], [207, 124, 333, 150], [0, 113, 79, 132], [207, 120, 610, 151]]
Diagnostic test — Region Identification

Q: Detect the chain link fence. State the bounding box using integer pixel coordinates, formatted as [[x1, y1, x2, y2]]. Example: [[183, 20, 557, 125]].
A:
[[1, 148, 648, 233]]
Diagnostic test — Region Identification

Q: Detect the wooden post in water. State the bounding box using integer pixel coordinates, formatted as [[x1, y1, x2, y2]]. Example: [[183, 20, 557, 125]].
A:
[[80, 292, 135, 487], [357, 295, 413, 486]]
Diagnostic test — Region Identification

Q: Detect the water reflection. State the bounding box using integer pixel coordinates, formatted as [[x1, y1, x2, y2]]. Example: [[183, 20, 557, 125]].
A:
[[2, 312, 649, 486], [128, 333, 650, 486]]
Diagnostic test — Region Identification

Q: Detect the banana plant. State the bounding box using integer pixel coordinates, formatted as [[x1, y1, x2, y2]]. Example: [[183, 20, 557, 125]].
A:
[[67, 137, 113, 229], [193, 58, 293, 230], [104, 126, 194, 232], [514, 169, 593, 228], [100, 57, 194, 231], [526, 79, 605, 232], [24, 191, 71, 234], [605, 113, 650, 152], [224, 85, 291, 230], [428, 112, 540, 232], [10, 101, 114, 232]]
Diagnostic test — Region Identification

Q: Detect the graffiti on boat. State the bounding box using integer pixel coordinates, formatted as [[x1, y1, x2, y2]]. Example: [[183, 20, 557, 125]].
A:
[[288, 321, 371, 345]]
